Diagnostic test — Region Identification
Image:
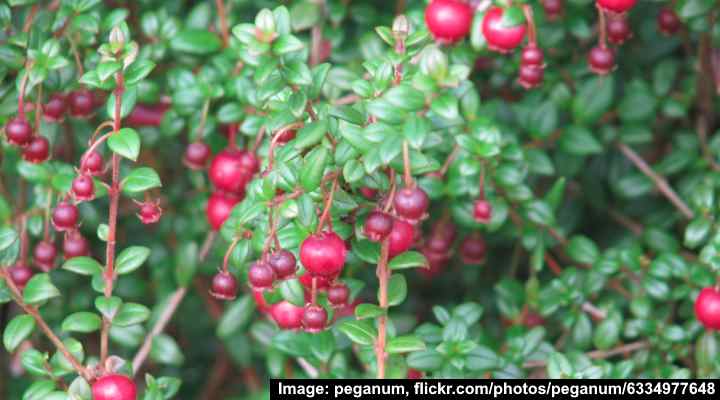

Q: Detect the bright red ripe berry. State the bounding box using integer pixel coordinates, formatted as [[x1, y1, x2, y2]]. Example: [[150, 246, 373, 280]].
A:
[[209, 149, 249, 194], [327, 283, 350, 306], [125, 103, 168, 127], [34, 241, 57, 272], [518, 65, 544, 90], [300, 231, 347, 277], [460, 235, 486, 264], [248, 261, 275, 289], [364, 211, 394, 242], [394, 187, 429, 221], [81, 151, 104, 176], [657, 7, 681, 35], [270, 300, 304, 330], [268, 250, 297, 279], [43, 94, 67, 122], [596, 0, 636, 14], [22, 136, 50, 163], [137, 201, 162, 225], [91, 374, 137, 400], [237, 151, 260, 176], [72, 175, 95, 202], [520, 45, 544, 67], [473, 199, 492, 224], [63, 231, 90, 259], [8, 264, 34, 290], [359, 187, 377, 200], [5, 118, 33, 146], [482, 6, 527, 53], [695, 287, 720, 330], [424, 0, 474, 44], [588, 45, 615, 75], [209, 271, 238, 301], [388, 219, 414, 258], [68, 89, 95, 118], [52, 201, 79, 232], [542, 0, 563, 19], [183, 142, 212, 170], [302, 304, 328, 333], [607, 16, 632, 44], [206, 192, 241, 230]]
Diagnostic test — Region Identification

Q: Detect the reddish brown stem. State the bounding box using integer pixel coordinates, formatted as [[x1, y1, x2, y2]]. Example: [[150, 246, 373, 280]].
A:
[[375, 238, 390, 378], [22, 5, 39, 33], [523, 341, 648, 368], [523, 4, 537, 45], [597, 4, 608, 47], [402, 140, 412, 188], [215, 0, 230, 48], [222, 237, 242, 273], [17, 67, 30, 120], [316, 174, 339, 233]]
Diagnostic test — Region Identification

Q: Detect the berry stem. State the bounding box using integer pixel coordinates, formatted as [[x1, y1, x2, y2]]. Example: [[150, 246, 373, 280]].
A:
[[18, 215, 28, 265], [316, 173, 339, 234], [402, 140, 413, 188], [382, 169, 397, 213], [43, 188, 53, 242], [478, 164, 486, 200], [65, 32, 84, 77], [222, 237, 242, 273], [215, 0, 230, 48], [17, 66, 30, 120], [374, 237, 390, 379], [33, 84, 42, 134], [597, 4, 608, 48], [523, 4, 537, 45], [195, 99, 211, 142], [311, 277, 318, 305], [434, 144, 460, 178], [87, 120, 114, 146]]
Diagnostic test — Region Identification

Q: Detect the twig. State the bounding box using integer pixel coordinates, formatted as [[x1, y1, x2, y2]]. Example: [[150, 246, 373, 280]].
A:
[[297, 358, 319, 378], [523, 341, 649, 369], [374, 238, 390, 379], [215, 0, 230, 48]]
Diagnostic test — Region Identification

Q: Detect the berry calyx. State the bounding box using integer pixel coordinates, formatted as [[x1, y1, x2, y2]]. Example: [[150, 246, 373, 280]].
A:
[[183, 142, 212, 170], [8, 264, 34, 290], [364, 210, 394, 242], [248, 261, 275, 289], [388, 219, 415, 258], [268, 250, 297, 279], [34, 241, 57, 272], [68, 89, 95, 118], [327, 283, 350, 306], [424, 0, 474, 44], [518, 65, 544, 90], [473, 199, 492, 224], [5, 117, 33, 146], [657, 7, 681, 36], [52, 201, 79, 232], [206, 191, 241, 230], [63, 231, 90, 259], [520, 45, 544, 67], [302, 304, 328, 333], [91, 374, 137, 400], [607, 16, 632, 45], [81, 151, 104, 176], [482, 6, 527, 53], [393, 187, 429, 222], [22, 136, 50, 163], [460, 234, 486, 264], [596, 0, 637, 14], [209, 271, 238, 301], [209, 149, 250, 194], [43, 94, 67, 122], [588, 45, 615, 75], [300, 231, 347, 277], [270, 300, 304, 330], [695, 287, 720, 330], [72, 175, 95, 202]]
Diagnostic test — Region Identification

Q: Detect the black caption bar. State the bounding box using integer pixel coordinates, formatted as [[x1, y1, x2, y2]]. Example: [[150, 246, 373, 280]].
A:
[[270, 379, 719, 400]]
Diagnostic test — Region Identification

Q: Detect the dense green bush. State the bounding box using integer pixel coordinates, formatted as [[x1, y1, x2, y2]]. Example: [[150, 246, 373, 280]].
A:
[[1, 0, 719, 398]]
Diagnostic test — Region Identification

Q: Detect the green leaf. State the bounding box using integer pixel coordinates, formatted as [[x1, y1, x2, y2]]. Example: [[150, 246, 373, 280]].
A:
[[121, 167, 162, 193], [62, 257, 103, 276], [684, 218, 711, 248], [386, 274, 407, 307], [23, 274, 60, 305], [273, 34, 304, 55], [567, 236, 599, 264], [108, 128, 141, 161], [105, 84, 137, 119], [95, 296, 122, 319], [407, 349, 443, 371], [113, 303, 150, 327], [150, 334, 184, 366], [217, 295, 255, 339], [388, 251, 428, 270], [278, 278, 305, 307], [61, 312, 102, 333], [97, 61, 121, 81], [170, 29, 222, 54], [386, 335, 425, 354], [330, 106, 365, 126], [3, 314, 35, 352], [125, 59, 155, 85], [572, 76, 614, 124], [294, 120, 327, 150], [300, 147, 329, 191], [115, 246, 150, 274], [337, 320, 376, 346], [0, 227, 18, 252], [547, 352, 574, 378], [560, 126, 603, 155], [354, 303, 385, 320]]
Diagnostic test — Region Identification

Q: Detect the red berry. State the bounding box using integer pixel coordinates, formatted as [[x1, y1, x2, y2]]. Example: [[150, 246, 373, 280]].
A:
[[473, 199, 492, 224], [34, 241, 57, 272], [588, 45, 615, 75], [72, 175, 95, 202], [125, 103, 168, 127], [275, 129, 296, 144], [183, 142, 212, 170], [327, 283, 350, 306], [63, 231, 90, 259], [22, 136, 50, 163], [237, 151, 260, 176], [206, 192, 241, 230], [209, 271, 238, 301], [407, 368, 423, 379], [522, 310, 546, 328], [520, 45, 544, 67], [596, 0, 636, 14], [302, 304, 328, 333], [518, 65, 544, 89], [695, 287, 720, 330], [657, 7, 681, 35], [542, 0, 563, 19], [607, 16, 632, 45], [81, 151, 104, 176], [300, 231, 347, 277], [248, 261, 275, 289], [460, 235, 486, 264], [270, 300, 304, 330], [268, 250, 297, 279], [388, 219, 414, 258], [52, 201, 79, 232], [137, 201, 162, 225], [252, 288, 270, 312], [394, 187, 429, 221], [425, 233, 453, 254], [8, 264, 34, 290], [68, 89, 95, 118], [209, 149, 250, 194], [419, 247, 449, 279], [424, 0, 474, 44], [43, 94, 67, 122], [5, 118, 33, 146], [359, 187, 377, 200], [364, 211, 394, 242], [482, 6, 527, 53], [91, 374, 137, 400]]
